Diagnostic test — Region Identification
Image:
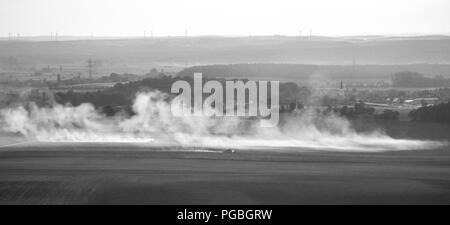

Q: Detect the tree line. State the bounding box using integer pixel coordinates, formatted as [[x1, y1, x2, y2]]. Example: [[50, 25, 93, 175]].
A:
[[409, 102, 450, 124]]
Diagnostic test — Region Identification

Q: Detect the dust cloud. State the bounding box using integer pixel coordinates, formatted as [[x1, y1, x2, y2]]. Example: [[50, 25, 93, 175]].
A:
[[0, 91, 446, 152]]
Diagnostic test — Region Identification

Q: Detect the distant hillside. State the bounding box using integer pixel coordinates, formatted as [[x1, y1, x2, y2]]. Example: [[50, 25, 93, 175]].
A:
[[1, 36, 450, 67], [177, 64, 450, 83]]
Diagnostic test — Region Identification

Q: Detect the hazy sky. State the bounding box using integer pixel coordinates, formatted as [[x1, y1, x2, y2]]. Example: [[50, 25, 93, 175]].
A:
[[1, 0, 449, 37]]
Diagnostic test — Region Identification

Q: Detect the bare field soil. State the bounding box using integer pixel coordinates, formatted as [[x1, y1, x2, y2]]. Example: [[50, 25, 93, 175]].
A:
[[1, 143, 450, 205]]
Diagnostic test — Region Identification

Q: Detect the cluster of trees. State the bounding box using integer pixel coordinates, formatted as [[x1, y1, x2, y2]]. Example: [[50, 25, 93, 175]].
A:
[[338, 103, 375, 118], [409, 102, 450, 123], [326, 103, 399, 120], [54, 74, 180, 108], [54, 74, 310, 114], [374, 110, 400, 120], [54, 90, 128, 107]]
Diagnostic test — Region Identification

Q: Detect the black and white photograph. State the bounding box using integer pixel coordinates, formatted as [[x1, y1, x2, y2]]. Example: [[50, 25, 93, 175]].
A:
[[1, 0, 450, 211]]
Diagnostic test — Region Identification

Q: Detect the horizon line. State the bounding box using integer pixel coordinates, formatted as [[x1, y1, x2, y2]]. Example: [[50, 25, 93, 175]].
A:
[[1, 33, 450, 42]]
